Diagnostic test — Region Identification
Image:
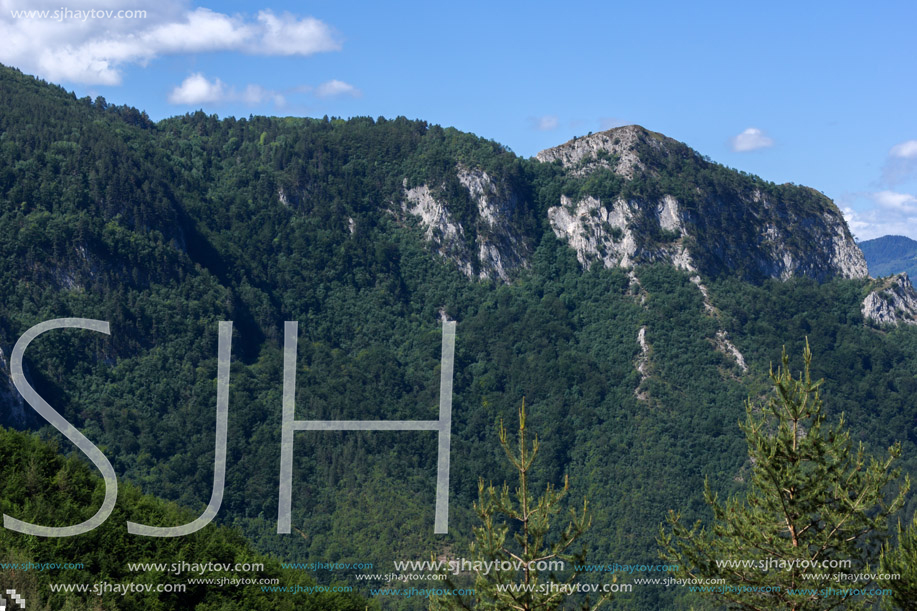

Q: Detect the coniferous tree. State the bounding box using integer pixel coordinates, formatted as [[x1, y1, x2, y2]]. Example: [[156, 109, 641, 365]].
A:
[[880, 513, 917, 611], [659, 342, 909, 610], [430, 399, 610, 610]]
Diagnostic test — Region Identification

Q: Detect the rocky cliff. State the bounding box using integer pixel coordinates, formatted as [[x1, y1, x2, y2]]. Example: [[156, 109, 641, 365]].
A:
[[537, 125, 868, 283], [862, 273, 917, 325], [399, 125, 867, 285], [400, 165, 530, 281]]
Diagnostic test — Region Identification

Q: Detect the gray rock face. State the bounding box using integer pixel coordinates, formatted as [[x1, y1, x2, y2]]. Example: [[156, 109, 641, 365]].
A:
[[402, 182, 474, 277], [401, 125, 867, 285], [862, 273, 917, 325], [715, 330, 748, 372], [547, 194, 696, 272], [537, 125, 868, 282], [536, 125, 656, 179], [400, 166, 529, 281], [826, 214, 870, 279], [739, 190, 868, 281]]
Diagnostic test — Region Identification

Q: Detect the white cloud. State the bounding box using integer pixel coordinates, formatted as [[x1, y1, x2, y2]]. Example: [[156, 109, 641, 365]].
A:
[[530, 115, 559, 131], [165, 76, 361, 107], [167, 73, 286, 107], [843, 206, 917, 241], [255, 11, 340, 56], [168, 73, 226, 104], [890, 140, 917, 159], [730, 127, 774, 152], [0, 2, 341, 85], [141, 8, 251, 55], [873, 190, 917, 212], [841, 191, 917, 241], [842, 206, 866, 232], [315, 79, 361, 98], [882, 139, 917, 185]]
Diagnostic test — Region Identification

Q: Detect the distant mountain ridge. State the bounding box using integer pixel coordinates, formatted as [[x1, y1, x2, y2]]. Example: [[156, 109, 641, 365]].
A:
[[859, 235, 917, 278]]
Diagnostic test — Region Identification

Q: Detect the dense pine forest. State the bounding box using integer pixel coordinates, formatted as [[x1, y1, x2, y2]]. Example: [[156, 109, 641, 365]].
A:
[[2, 64, 917, 609]]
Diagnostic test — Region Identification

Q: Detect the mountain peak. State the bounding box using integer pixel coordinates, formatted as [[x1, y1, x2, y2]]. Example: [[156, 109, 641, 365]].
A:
[[0, 61, 868, 285], [532, 126, 867, 282], [535, 125, 681, 179]]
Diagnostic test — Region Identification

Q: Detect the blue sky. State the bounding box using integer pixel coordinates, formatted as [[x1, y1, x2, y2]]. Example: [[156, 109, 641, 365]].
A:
[[2, 0, 916, 240]]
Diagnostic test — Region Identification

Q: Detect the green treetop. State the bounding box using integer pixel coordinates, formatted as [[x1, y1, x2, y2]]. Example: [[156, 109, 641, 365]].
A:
[[431, 399, 611, 610], [659, 341, 909, 610], [880, 511, 917, 610]]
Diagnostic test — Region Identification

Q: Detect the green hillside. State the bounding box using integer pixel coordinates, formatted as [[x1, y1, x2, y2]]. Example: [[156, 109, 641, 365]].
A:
[[0, 427, 369, 610], [2, 64, 916, 609]]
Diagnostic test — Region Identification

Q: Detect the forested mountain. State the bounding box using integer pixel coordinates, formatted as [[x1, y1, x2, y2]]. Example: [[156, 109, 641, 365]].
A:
[[0, 428, 370, 610], [860, 235, 917, 278], [2, 63, 917, 609]]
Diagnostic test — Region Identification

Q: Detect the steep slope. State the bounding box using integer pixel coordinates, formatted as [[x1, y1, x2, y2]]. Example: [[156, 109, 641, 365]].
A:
[[537, 125, 868, 282], [862, 273, 917, 325], [400, 164, 530, 281]]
